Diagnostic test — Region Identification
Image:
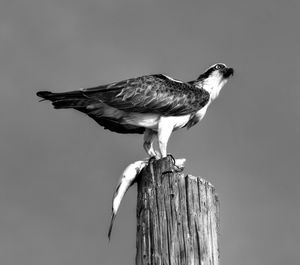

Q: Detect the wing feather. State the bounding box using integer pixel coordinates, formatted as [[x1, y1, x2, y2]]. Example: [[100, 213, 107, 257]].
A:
[[37, 74, 210, 134], [83, 74, 210, 116]]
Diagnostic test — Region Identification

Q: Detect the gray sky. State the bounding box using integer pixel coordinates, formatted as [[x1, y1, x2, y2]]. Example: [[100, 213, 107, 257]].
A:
[[0, 0, 299, 264]]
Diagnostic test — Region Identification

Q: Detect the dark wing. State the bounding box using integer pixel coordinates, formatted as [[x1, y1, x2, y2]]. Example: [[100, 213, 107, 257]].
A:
[[37, 74, 210, 134], [82, 74, 210, 116]]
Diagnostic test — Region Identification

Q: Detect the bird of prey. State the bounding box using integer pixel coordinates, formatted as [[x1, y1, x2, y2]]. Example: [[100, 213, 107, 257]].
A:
[[108, 158, 186, 240], [37, 63, 234, 158]]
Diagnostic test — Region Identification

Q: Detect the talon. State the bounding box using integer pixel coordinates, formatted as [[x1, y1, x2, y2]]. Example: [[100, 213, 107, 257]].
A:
[[166, 154, 185, 173], [173, 164, 184, 173], [167, 154, 176, 165], [148, 156, 157, 165]]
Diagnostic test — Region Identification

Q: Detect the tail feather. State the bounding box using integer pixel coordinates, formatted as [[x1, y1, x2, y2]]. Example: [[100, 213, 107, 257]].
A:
[[37, 90, 83, 100], [36, 90, 146, 134], [36, 91, 54, 101], [36, 90, 92, 109], [52, 99, 93, 109]]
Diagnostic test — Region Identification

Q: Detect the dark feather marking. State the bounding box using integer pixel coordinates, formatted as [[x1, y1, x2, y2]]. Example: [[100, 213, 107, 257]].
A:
[[36, 74, 210, 134], [81, 75, 210, 116]]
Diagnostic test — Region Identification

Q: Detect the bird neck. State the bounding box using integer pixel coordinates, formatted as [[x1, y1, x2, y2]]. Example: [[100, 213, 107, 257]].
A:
[[207, 86, 222, 101], [193, 83, 220, 101], [194, 78, 228, 101]]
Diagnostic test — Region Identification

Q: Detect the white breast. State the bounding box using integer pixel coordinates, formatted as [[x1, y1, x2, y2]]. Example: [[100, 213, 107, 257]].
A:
[[123, 112, 191, 131], [123, 113, 160, 129]]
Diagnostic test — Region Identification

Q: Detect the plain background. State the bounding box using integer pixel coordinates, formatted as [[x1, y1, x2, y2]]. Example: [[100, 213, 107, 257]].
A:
[[1, 0, 299, 265]]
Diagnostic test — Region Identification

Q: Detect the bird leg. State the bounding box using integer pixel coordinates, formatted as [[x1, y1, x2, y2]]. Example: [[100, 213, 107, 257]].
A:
[[157, 117, 174, 158], [157, 117, 187, 173], [143, 129, 160, 159]]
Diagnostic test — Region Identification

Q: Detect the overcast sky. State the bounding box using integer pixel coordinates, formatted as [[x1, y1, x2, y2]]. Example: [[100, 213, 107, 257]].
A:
[[0, 0, 299, 265]]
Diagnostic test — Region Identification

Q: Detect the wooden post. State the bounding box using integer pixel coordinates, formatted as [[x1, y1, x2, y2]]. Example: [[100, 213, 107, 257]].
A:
[[136, 157, 220, 265]]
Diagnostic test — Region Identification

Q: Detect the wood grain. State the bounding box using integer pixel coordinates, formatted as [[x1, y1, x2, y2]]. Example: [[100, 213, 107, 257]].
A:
[[136, 157, 220, 265]]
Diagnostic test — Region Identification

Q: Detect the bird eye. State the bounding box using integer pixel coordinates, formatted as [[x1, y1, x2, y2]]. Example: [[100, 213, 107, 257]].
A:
[[214, 64, 224, 70]]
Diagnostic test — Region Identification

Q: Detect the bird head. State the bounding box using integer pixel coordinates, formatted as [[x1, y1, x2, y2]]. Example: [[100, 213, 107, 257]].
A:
[[195, 63, 234, 100]]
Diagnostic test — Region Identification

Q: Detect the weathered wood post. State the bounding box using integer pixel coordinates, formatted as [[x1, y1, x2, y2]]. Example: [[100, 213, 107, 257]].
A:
[[136, 157, 220, 265]]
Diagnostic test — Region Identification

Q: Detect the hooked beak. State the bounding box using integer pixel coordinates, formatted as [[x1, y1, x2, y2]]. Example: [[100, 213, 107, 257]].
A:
[[222, 67, 234, 78]]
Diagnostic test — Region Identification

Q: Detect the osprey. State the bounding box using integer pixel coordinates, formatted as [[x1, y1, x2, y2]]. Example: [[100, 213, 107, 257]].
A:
[[37, 63, 233, 158]]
